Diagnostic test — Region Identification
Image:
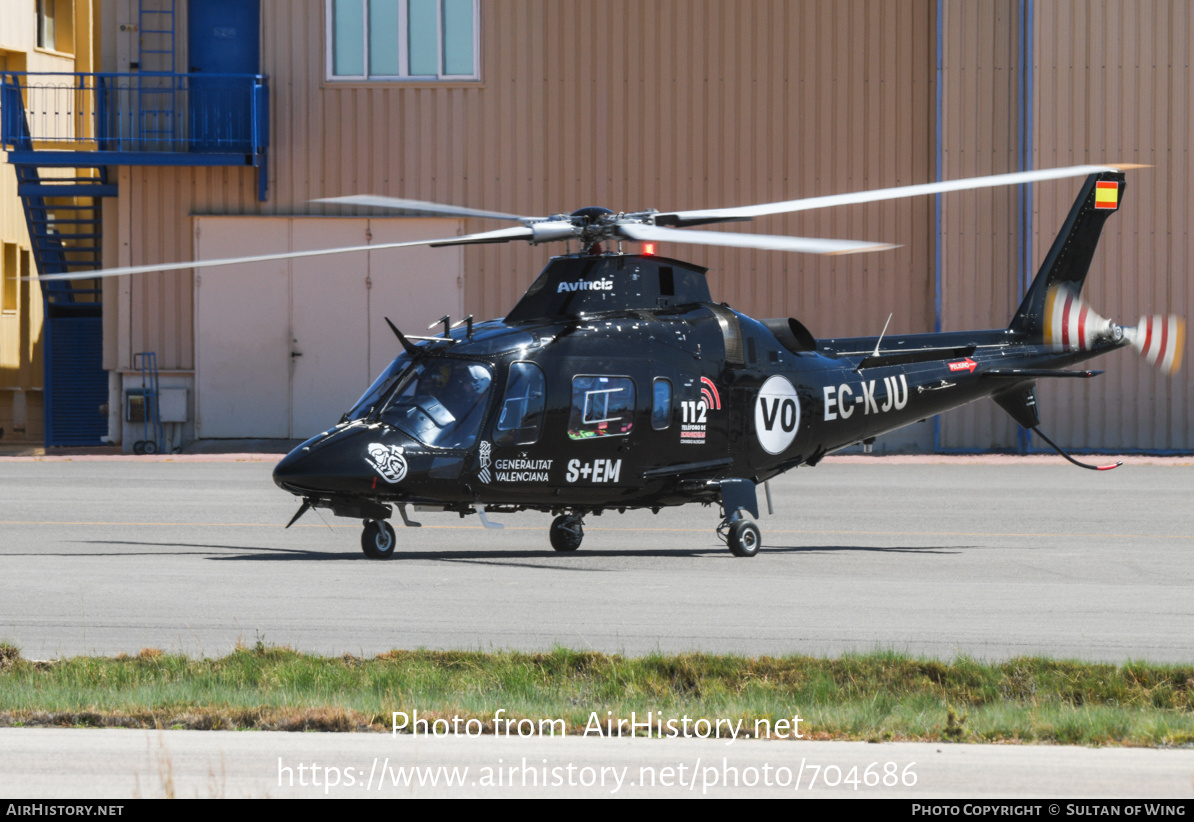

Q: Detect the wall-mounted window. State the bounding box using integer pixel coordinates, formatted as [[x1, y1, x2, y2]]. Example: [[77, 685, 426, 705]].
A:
[[37, 0, 75, 55], [327, 0, 479, 81], [568, 376, 635, 440], [2, 243, 18, 313]]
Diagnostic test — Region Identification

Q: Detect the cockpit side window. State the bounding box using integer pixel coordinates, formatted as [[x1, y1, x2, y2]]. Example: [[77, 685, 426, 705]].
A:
[[568, 375, 635, 440], [496, 362, 547, 446]]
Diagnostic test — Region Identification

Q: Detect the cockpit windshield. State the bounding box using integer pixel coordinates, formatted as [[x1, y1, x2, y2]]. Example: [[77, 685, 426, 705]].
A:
[[376, 358, 494, 449], [346, 353, 413, 421]]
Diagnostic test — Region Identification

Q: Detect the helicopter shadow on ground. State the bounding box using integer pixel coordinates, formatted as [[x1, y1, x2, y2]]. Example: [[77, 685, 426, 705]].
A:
[[764, 543, 968, 555], [57, 539, 726, 564], [381, 544, 973, 570], [64, 540, 352, 561], [64, 539, 970, 563], [202, 542, 971, 563], [65, 538, 735, 562], [210, 545, 731, 564]]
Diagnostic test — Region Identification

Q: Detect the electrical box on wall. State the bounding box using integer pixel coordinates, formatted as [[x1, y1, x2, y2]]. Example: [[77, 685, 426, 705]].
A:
[[126, 393, 146, 422], [159, 388, 188, 422]]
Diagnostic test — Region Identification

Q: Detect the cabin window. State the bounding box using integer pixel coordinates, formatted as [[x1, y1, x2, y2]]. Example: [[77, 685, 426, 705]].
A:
[[651, 378, 672, 430], [495, 362, 546, 446], [568, 376, 635, 440], [328, 0, 478, 81]]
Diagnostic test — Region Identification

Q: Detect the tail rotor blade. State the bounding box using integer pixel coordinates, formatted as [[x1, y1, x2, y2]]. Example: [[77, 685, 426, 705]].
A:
[[1126, 314, 1185, 375]]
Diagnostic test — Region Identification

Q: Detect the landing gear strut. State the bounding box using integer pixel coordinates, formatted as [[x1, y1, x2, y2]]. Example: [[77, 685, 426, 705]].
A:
[[361, 519, 397, 559], [716, 478, 762, 557], [549, 514, 584, 552]]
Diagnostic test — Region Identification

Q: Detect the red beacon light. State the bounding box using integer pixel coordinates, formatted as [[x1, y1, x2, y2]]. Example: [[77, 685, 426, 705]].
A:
[[642, 242, 656, 256]]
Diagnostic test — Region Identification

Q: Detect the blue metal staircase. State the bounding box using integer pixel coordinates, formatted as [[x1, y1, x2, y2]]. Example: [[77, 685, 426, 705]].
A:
[[14, 164, 113, 445], [3, 79, 114, 445], [15, 164, 114, 285], [2, 62, 268, 445], [17, 171, 111, 445]]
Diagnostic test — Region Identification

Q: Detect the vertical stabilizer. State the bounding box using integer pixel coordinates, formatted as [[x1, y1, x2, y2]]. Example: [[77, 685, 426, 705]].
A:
[[1009, 171, 1126, 336]]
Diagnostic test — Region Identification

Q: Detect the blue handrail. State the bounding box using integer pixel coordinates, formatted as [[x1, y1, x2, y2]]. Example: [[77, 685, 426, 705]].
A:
[[0, 71, 268, 156]]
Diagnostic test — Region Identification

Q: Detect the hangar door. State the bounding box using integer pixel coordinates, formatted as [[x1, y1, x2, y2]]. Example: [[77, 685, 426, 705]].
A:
[[194, 217, 463, 439]]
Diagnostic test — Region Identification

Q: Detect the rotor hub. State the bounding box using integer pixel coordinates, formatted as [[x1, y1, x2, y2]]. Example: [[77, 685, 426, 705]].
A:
[[568, 207, 618, 248]]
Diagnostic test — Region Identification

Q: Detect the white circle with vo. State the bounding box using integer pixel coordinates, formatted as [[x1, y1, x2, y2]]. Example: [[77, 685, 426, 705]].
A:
[[754, 376, 801, 455]]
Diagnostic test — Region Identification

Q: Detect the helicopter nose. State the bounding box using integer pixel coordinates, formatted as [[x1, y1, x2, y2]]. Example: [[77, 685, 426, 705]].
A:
[[273, 427, 359, 493], [274, 426, 422, 496], [273, 445, 319, 491]]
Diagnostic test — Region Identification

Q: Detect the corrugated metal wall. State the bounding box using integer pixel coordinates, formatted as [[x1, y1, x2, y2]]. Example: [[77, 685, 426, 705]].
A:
[[937, 0, 1191, 452], [1032, 0, 1192, 452], [110, 0, 1190, 450], [937, 0, 1023, 450], [456, 0, 937, 341], [114, 0, 937, 374]]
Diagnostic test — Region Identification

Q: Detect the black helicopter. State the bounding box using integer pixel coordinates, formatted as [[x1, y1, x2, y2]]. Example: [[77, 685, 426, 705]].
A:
[[44, 165, 1183, 558]]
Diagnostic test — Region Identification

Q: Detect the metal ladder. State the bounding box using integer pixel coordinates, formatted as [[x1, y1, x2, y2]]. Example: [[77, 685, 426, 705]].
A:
[[137, 0, 177, 147]]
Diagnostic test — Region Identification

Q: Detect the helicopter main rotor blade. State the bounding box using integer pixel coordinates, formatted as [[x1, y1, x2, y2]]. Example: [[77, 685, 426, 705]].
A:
[[617, 223, 896, 256], [313, 195, 535, 224], [29, 226, 534, 282], [655, 164, 1131, 227]]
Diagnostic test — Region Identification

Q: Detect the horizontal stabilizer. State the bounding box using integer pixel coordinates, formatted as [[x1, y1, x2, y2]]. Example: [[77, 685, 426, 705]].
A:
[[984, 369, 1103, 378]]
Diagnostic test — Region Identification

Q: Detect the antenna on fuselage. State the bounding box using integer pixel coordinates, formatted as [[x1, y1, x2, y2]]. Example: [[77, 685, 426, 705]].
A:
[[430, 315, 451, 338], [385, 317, 421, 357], [856, 313, 893, 372], [451, 315, 475, 339]]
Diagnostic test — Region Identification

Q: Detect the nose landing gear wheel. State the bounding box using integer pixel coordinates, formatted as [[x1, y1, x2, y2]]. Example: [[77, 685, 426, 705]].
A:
[[726, 519, 761, 557], [549, 515, 584, 552], [361, 519, 397, 559]]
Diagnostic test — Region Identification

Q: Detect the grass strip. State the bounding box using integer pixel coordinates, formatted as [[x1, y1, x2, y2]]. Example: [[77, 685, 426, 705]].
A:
[[0, 642, 1192, 746]]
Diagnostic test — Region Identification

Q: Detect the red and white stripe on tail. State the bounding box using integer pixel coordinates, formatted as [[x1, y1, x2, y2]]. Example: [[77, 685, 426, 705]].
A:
[[1125, 314, 1185, 375]]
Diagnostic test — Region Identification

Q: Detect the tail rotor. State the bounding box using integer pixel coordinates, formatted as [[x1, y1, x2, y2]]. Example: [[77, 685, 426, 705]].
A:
[[1043, 285, 1185, 375]]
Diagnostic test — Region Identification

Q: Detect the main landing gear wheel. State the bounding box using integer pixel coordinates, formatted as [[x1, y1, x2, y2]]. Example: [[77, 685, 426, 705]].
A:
[[549, 515, 584, 552], [726, 519, 761, 558], [361, 519, 397, 559]]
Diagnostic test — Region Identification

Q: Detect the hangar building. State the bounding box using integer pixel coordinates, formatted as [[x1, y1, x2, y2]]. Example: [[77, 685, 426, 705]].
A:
[[1, 1, 1189, 453]]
